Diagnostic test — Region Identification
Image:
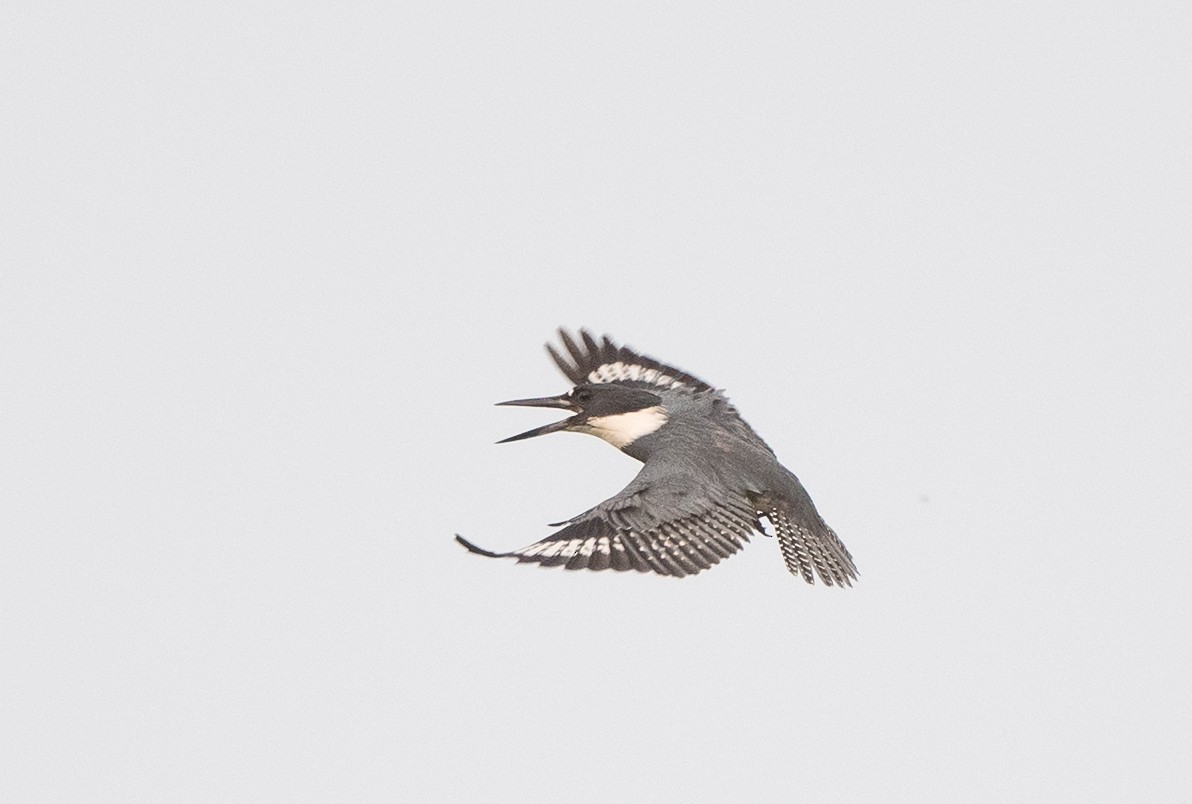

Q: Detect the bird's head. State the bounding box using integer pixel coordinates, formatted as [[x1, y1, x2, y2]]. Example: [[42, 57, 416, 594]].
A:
[[496, 383, 669, 448]]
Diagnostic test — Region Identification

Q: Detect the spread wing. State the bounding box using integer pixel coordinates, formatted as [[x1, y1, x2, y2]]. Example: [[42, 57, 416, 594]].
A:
[[546, 327, 777, 457], [455, 468, 762, 578], [546, 328, 716, 394]]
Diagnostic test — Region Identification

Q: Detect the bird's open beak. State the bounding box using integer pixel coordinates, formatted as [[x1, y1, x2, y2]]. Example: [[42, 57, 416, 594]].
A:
[[495, 393, 578, 443]]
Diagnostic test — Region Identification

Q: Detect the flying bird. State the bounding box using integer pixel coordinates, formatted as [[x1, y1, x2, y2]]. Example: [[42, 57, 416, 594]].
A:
[[455, 329, 857, 584]]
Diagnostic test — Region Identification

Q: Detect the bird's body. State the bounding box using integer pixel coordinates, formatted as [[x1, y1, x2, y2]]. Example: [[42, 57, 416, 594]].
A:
[[456, 329, 857, 584]]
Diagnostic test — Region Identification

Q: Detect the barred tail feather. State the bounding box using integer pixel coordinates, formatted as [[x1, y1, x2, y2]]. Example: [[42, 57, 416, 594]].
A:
[[768, 509, 858, 587]]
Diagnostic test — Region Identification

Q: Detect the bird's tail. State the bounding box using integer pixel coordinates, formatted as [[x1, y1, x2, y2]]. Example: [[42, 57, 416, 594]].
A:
[[763, 506, 857, 586]]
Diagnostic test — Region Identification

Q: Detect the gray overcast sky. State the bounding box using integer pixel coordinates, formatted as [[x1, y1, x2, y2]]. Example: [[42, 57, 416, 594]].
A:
[[2, 3, 1190, 802]]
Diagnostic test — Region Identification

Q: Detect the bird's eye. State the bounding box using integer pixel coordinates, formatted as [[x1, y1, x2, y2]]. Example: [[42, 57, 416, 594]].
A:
[[574, 389, 592, 402]]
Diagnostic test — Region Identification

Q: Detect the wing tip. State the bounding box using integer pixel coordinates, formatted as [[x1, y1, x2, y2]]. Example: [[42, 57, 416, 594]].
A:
[[454, 534, 508, 559]]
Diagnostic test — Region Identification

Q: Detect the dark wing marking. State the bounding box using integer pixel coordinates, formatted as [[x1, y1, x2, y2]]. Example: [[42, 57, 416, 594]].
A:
[[546, 328, 716, 394], [455, 469, 762, 578], [766, 507, 857, 586]]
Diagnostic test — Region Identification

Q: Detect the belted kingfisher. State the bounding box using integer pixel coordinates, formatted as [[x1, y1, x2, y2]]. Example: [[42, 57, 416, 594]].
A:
[[455, 329, 857, 584]]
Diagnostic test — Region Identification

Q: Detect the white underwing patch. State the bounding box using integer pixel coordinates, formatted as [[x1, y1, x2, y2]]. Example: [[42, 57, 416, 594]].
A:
[[587, 361, 686, 389], [518, 535, 613, 559]]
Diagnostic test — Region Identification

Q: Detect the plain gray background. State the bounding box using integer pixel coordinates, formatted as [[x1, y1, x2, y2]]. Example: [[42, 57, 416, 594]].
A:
[[3, 3, 1190, 802]]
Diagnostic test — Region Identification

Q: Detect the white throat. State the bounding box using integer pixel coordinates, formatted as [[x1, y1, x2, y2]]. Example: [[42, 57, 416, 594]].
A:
[[581, 405, 669, 448]]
